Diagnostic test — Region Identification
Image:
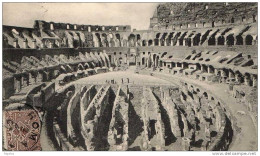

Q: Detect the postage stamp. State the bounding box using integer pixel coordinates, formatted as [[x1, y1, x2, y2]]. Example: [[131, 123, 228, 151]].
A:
[[3, 109, 41, 151]]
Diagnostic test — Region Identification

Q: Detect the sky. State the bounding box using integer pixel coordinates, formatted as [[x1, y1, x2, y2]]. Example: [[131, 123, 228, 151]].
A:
[[3, 3, 158, 30]]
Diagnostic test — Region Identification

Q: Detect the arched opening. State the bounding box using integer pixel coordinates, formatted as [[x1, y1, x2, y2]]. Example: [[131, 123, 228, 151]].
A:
[[208, 65, 214, 73], [101, 33, 109, 47], [84, 63, 90, 69], [78, 64, 84, 71], [236, 35, 243, 45], [208, 36, 216, 46], [136, 34, 141, 46], [202, 64, 207, 72], [115, 33, 121, 47], [179, 32, 187, 46], [148, 40, 153, 46], [142, 57, 145, 65], [172, 32, 181, 46], [217, 36, 225, 45], [245, 73, 252, 86], [229, 70, 235, 79], [152, 54, 156, 66], [185, 38, 192, 47], [235, 71, 244, 83], [128, 34, 136, 47], [226, 35, 234, 46], [245, 35, 253, 45], [155, 56, 159, 67], [166, 32, 174, 46], [137, 34, 141, 41], [142, 40, 146, 46], [73, 40, 80, 48], [193, 33, 201, 46], [160, 33, 167, 46], [95, 33, 102, 47], [154, 33, 160, 46]]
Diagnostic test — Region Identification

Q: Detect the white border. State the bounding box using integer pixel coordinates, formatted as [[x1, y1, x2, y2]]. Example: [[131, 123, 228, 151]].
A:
[[0, 1, 259, 156]]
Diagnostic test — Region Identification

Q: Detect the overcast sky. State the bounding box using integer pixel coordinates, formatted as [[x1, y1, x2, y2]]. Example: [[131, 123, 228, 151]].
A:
[[3, 3, 158, 30]]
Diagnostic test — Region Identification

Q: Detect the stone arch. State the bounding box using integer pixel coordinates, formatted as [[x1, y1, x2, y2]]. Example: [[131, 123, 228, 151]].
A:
[[208, 36, 216, 46], [136, 34, 141, 40], [208, 65, 214, 73], [229, 69, 235, 79], [84, 62, 90, 69], [172, 32, 181, 46], [152, 54, 156, 63], [217, 36, 225, 45], [244, 72, 252, 86], [179, 32, 187, 46], [166, 32, 174, 46], [155, 55, 159, 67], [185, 38, 192, 47], [101, 33, 109, 47], [245, 35, 253, 45], [115, 33, 121, 47], [160, 33, 168, 46], [95, 33, 102, 47], [236, 35, 243, 45], [235, 71, 244, 83], [128, 34, 136, 47], [78, 64, 84, 70], [103, 52, 111, 68], [142, 57, 145, 65], [142, 40, 147, 46], [148, 40, 153, 46], [193, 33, 201, 46], [154, 33, 160, 46], [226, 35, 234, 46], [136, 34, 141, 46]]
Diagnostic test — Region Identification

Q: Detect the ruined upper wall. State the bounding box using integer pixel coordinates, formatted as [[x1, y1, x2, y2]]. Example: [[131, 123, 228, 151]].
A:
[[150, 2, 258, 30], [34, 20, 131, 32]]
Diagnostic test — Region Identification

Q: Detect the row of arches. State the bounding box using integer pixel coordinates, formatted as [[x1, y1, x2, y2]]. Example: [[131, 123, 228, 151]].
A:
[[161, 61, 257, 87], [92, 32, 256, 48], [207, 34, 255, 46]]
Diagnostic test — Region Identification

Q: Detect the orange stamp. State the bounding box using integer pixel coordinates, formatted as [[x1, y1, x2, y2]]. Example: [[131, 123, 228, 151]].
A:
[[3, 109, 41, 151]]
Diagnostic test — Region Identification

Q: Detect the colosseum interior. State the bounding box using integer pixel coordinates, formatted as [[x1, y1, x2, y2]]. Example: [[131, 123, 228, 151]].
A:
[[2, 2, 258, 151]]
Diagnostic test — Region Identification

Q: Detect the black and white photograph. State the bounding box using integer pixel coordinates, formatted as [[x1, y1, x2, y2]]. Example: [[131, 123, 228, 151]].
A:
[[1, 1, 258, 153]]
